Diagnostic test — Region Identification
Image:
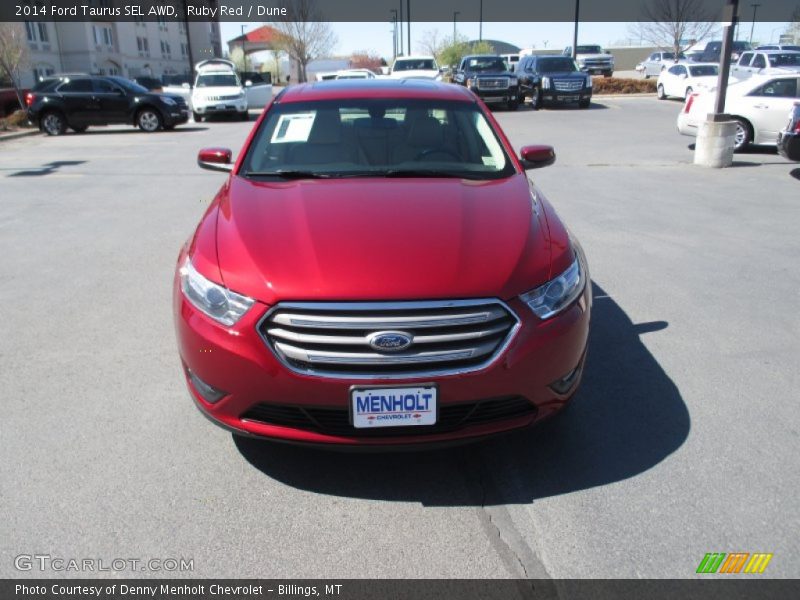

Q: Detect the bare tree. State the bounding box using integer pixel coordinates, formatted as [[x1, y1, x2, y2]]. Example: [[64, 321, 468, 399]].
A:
[[273, 0, 336, 83], [0, 23, 29, 110], [630, 0, 717, 58], [418, 29, 445, 57]]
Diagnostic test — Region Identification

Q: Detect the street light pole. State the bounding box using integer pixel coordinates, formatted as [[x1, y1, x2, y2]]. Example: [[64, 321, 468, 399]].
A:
[[572, 0, 580, 59], [390, 9, 398, 60], [399, 1, 403, 56], [406, 0, 411, 54], [479, 0, 483, 41], [713, 0, 740, 117], [453, 11, 459, 43], [749, 3, 761, 45]]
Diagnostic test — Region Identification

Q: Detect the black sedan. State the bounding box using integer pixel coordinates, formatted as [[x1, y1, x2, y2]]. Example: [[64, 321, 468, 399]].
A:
[[27, 75, 189, 135], [777, 103, 800, 162], [516, 55, 593, 110], [452, 55, 520, 110]]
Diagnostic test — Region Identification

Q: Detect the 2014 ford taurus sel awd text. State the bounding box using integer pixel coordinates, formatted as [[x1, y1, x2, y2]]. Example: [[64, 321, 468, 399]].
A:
[[174, 79, 591, 447]]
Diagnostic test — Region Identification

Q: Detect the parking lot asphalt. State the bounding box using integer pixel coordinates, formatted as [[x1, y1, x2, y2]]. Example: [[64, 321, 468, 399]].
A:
[[1, 98, 798, 580]]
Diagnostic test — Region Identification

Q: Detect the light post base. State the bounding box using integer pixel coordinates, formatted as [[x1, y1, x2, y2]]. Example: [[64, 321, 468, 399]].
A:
[[694, 114, 737, 168]]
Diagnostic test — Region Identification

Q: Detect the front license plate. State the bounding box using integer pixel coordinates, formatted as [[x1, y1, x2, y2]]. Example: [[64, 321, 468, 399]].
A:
[[351, 386, 437, 428]]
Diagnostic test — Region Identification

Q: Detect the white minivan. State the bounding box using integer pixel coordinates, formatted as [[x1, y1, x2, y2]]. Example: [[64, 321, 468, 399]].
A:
[[191, 59, 248, 122]]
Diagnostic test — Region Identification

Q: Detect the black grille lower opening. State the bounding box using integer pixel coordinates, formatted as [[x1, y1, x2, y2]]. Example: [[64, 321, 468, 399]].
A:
[[240, 396, 536, 437]]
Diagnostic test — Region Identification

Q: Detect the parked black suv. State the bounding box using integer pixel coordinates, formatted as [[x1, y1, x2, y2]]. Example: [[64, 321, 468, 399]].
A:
[[516, 55, 593, 110], [27, 75, 189, 135], [695, 41, 753, 63], [452, 55, 520, 110]]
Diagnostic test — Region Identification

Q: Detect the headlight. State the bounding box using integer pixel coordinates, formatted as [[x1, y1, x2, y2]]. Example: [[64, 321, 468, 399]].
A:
[[180, 258, 254, 326], [466, 77, 475, 87], [586, 76, 592, 88], [509, 76, 518, 86], [541, 76, 551, 89], [160, 96, 177, 106], [519, 256, 585, 320]]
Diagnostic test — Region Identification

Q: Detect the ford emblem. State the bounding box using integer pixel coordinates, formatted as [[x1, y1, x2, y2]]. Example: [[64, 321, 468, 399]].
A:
[[368, 331, 413, 353]]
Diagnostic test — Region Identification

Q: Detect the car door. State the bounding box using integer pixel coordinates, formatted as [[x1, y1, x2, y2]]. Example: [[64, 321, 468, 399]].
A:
[[740, 77, 800, 142], [749, 53, 768, 77], [56, 78, 96, 126], [91, 78, 129, 123], [662, 65, 681, 97], [644, 53, 658, 77], [732, 52, 754, 79], [453, 59, 467, 85]]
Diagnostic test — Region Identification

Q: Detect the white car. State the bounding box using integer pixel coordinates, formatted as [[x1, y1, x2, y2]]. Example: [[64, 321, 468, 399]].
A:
[[334, 69, 377, 80], [677, 74, 800, 150], [389, 56, 441, 80], [191, 59, 248, 122], [657, 63, 719, 100], [636, 51, 687, 78], [730, 50, 800, 81]]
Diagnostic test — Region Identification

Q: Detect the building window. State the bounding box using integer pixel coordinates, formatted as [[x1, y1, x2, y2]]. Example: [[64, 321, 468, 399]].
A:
[[25, 21, 36, 42], [136, 36, 149, 55], [37, 23, 48, 43], [161, 40, 171, 57], [33, 65, 56, 81], [181, 43, 188, 58], [93, 25, 113, 48], [157, 16, 168, 31]]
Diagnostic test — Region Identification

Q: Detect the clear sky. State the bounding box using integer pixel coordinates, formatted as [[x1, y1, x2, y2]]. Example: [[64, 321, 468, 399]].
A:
[[220, 21, 789, 59]]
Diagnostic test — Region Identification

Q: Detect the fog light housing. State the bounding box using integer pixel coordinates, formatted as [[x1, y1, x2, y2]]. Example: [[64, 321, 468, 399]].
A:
[[549, 364, 582, 395], [187, 369, 227, 404]]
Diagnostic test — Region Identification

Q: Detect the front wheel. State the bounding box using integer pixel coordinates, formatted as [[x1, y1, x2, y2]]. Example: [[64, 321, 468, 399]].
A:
[[192, 112, 203, 123], [239, 111, 249, 121], [41, 111, 67, 136], [657, 84, 666, 100], [530, 87, 542, 110], [137, 108, 162, 132], [579, 98, 591, 109], [603, 71, 613, 78]]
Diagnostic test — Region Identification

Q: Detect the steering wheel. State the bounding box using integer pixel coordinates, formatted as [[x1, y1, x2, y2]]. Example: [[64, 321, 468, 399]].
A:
[[415, 148, 461, 161]]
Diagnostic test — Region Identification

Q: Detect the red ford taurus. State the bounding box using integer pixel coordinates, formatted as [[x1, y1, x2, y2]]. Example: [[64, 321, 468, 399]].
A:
[[174, 79, 591, 447]]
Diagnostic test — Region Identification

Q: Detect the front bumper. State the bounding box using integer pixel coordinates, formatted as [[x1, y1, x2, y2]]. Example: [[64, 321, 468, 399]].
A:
[[677, 112, 699, 138], [173, 257, 592, 447], [163, 108, 190, 126], [541, 90, 592, 104], [469, 86, 519, 104], [777, 130, 800, 161], [192, 101, 248, 115]]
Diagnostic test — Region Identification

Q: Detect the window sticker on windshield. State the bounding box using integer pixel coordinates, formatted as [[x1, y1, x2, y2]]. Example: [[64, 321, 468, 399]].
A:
[[271, 112, 316, 143], [482, 156, 498, 167]]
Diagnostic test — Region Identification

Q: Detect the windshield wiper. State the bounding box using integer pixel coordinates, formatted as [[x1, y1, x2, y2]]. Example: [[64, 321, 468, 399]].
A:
[[382, 169, 472, 179], [244, 169, 334, 179]]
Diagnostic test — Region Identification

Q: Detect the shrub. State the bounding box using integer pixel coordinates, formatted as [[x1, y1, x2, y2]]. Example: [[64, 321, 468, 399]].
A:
[[592, 77, 657, 94], [0, 109, 30, 131]]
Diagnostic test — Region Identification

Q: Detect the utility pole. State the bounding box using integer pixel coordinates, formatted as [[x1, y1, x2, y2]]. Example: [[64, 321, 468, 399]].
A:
[[572, 0, 580, 59], [714, 0, 739, 116], [181, 0, 195, 82], [749, 3, 761, 45], [240, 25, 249, 73], [453, 11, 459, 43]]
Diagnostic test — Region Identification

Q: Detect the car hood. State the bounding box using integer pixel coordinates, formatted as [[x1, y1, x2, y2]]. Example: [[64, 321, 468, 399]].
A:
[[470, 71, 514, 77], [542, 71, 586, 78], [577, 53, 613, 59], [213, 175, 554, 304]]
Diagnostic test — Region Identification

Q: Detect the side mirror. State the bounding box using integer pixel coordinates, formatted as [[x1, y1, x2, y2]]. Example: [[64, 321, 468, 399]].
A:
[[245, 80, 253, 87], [198, 148, 233, 172], [519, 145, 556, 170]]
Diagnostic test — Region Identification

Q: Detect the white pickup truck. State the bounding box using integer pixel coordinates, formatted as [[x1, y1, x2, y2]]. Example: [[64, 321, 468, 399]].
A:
[[563, 45, 614, 77]]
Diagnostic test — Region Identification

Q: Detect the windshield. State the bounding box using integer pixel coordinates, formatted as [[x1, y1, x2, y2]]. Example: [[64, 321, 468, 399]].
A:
[[539, 57, 579, 72], [163, 74, 191, 86], [576, 45, 602, 54], [393, 59, 436, 71], [689, 65, 718, 77], [768, 53, 800, 67], [107, 77, 149, 93], [240, 99, 515, 181], [467, 57, 507, 71], [196, 73, 240, 88]]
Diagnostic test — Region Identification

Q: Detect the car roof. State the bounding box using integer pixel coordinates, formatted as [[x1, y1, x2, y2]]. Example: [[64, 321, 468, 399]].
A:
[[463, 54, 502, 59], [752, 49, 800, 54], [277, 79, 474, 103]]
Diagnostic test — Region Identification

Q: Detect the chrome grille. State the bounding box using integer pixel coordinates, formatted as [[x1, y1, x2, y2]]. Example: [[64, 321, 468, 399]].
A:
[[207, 94, 241, 101], [259, 300, 520, 378], [476, 77, 510, 90], [553, 79, 584, 92]]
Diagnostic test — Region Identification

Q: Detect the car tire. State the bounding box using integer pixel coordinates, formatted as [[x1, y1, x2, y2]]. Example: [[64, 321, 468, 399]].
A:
[[192, 112, 203, 122], [240, 111, 249, 121], [604, 71, 613, 78], [732, 117, 752, 152], [136, 108, 162, 132], [40, 111, 67, 136], [643, 72, 650, 79], [684, 87, 693, 101], [579, 99, 591, 109], [657, 84, 666, 100], [70, 125, 88, 133], [530, 87, 542, 110]]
